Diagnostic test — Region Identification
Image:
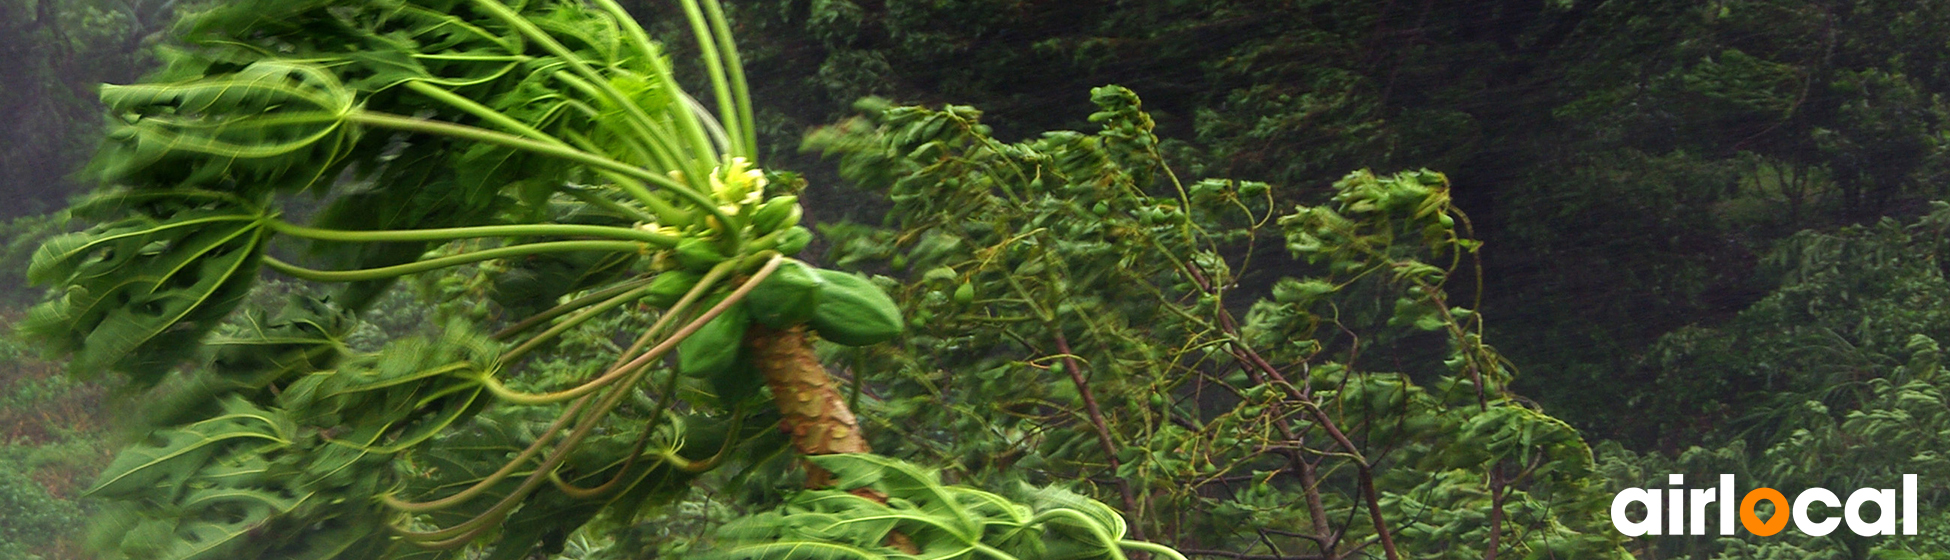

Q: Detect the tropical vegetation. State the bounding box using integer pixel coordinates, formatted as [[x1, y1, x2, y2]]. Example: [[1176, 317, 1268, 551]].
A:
[[0, 1, 1947, 559]]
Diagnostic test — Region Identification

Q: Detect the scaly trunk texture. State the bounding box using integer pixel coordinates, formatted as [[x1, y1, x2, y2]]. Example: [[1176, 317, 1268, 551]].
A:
[[748, 323, 918, 553], [746, 324, 871, 486]]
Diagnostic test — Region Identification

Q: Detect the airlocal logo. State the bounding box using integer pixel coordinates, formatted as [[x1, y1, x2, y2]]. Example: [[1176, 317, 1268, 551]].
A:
[[1611, 474, 1918, 537]]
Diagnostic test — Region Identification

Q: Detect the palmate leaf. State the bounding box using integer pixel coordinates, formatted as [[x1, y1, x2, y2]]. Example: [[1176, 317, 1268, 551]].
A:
[[207, 295, 356, 388], [22, 199, 267, 380], [93, 431, 332, 560], [706, 455, 1145, 560], [160, 487, 311, 560], [707, 540, 887, 560], [97, 61, 359, 195], [1015, 484, 1127, 542], [251, 517, 391, 560], [179, 0, 523, 91], [810, 454, 982, 540], [89, 396, 292, 498]]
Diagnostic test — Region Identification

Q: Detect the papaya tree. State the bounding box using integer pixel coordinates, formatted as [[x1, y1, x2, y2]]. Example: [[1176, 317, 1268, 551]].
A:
[[23, 1, 1629, 559], [24, 1, 1180, 558]]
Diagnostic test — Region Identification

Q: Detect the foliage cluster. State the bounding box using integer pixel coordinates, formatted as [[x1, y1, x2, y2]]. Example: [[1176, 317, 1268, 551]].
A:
[[7, 1, 1950, 560], [10, 2, 1217, 560], [1592, 205, 1950, 558], [803, 88, 1624, 558], [684, 0, 1950, 444], [0, 315, 109, 559]]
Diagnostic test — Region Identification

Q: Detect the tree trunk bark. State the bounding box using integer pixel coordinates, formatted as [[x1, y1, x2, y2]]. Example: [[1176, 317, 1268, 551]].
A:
[[747, 323, 918, 553], [746, 324, 871, 486]]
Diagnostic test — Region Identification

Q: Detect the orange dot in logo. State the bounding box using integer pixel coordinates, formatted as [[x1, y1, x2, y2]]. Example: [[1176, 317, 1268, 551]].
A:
[[1740, 488, 1790, 536]]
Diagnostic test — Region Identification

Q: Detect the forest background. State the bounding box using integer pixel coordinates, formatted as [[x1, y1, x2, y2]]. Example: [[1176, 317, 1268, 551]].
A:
[[2, 0, 1949, 559]]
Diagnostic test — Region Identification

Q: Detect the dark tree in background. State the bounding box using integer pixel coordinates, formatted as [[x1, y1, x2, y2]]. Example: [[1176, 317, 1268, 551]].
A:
[[0, 0, 184, 216]]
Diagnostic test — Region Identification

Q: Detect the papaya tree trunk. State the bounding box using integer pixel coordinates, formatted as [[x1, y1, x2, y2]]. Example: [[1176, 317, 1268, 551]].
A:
[[746, 324, 871, 486], [748, 323, 919, 553]]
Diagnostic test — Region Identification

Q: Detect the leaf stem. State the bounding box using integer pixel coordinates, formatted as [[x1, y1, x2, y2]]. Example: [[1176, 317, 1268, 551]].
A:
[[267, 219, 677, 247], [396, 258, 780, 545], [466, 0, 717, 183], [479, 260, 738, 405], [263, 240, 643, 282], [677, 0, 742, 158], [492, 276, 656, 340], [1120, 541, 1191, 560], [699, 0, 757, 157], [497, 282, 659, 364], [345, 110, 741, 248]]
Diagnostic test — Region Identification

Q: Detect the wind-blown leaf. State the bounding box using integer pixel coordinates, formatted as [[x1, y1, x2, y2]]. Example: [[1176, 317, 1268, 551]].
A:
[[1016, 484, 1127, 541], [706, 455, 1152, 560], [96, 61, 360, 194], [22, 202, 267, 379], [709, 541, 887, 560], [207, 294, 355, 387], [89, 397, 290, 497], [156, 486, 309, 560], [808, 454, 982, 540]]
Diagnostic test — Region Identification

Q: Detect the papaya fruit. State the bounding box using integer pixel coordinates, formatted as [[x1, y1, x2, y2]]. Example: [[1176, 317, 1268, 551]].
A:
[[644, 269, 704, 308], [673, 237, 726, 271], [677, 296, 748, 377], [808, 270, 903, 346], [772, 226, 813, 256], [750, 196, 802, 234], [747, 225, 814, 256], [746, 259, 823, 328]]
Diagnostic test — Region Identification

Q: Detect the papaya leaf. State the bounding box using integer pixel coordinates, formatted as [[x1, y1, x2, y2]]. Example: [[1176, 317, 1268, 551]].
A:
[[808, 454, 981, 540], [22, 204, 267, 379], [1016, 484, 1127, 541], [706, 541, 887, 560], [96, 61, 360, 194], [207, 294, 355, 387], [89, 397, 291, 498]]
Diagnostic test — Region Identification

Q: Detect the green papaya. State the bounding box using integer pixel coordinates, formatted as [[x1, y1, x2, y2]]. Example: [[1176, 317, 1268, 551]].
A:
[[808, 270, 903, 346], [746, 259, 823, 328], [750, 196, 802, 234], [644, 270, 704, 308], [674, 237, 726, 271], [772, 226, 814, 256], [677, 297, 748, 377], [748, 225, 814, 256]]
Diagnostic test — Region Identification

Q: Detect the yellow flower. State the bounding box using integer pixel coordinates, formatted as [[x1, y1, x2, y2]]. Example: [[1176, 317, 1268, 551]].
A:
[[711, 156, 767, 208]]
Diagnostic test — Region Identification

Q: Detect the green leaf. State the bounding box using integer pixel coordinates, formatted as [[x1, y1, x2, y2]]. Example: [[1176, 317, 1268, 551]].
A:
[[23, 203, 266, 379], [1017, 484, 1128, 542], [89, 397, 290, 497], [808, 454, 981, 540], [97, 61, 360, 194], [707, 540, 888, 560]]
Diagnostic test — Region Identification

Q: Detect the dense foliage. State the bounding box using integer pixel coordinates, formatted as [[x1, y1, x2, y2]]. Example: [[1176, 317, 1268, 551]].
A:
[[4, 1, 1950, 559], [11, 1, 1255, 559], [1599, 206, 1950, 558], [803, 89, 1624, 558], [670, 0, 1950, 445], [0, 0, 182, 215]]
